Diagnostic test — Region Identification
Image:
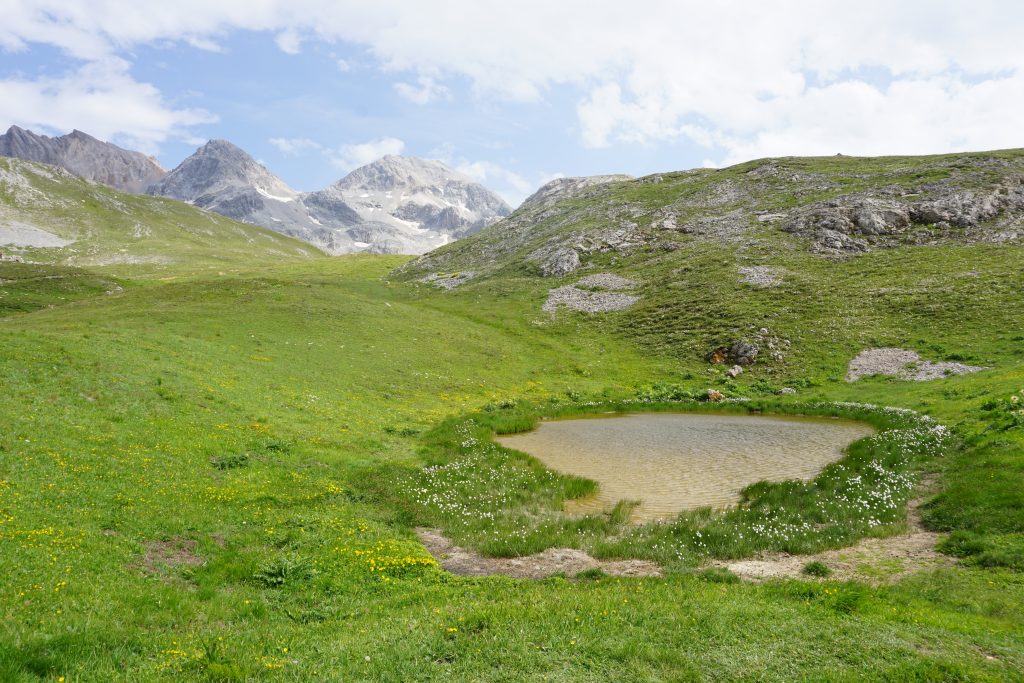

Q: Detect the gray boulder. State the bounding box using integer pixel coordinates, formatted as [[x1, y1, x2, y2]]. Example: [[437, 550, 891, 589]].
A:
[[729, 340, 759, 366]]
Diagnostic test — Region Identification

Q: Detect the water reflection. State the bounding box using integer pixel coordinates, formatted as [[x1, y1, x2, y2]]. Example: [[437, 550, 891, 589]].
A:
[[497, 412, 874, 522]]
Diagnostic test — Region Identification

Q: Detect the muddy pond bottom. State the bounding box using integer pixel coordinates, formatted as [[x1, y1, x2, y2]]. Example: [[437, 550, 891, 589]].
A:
[[496, 413, 874, 522]]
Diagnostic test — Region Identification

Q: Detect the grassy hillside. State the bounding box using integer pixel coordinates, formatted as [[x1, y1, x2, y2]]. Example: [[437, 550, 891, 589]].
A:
[[0, 158, 322, 279], [1, 150, 1023, 680]]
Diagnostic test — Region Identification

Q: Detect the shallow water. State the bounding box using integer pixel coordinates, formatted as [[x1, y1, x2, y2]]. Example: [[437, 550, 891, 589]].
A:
[[496, 412, 874, 522]]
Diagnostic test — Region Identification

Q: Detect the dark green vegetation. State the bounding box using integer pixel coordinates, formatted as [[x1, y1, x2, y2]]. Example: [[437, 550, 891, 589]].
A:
[[2, 151, 1023, 680], [803, 560, 832, 578], [0, 262, 121, 315]]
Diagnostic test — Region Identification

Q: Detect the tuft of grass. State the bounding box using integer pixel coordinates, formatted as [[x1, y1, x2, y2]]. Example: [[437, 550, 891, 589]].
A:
[[696, 567, 741, 584], [574, 568, 607, 580], [253, 555, 315, 588], [803, 560, 832, 577], [209, 453, 249, 470], [830, 585, 868, 615]]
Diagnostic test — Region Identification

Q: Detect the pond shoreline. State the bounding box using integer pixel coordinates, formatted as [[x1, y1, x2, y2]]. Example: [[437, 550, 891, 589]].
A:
[[497, 411, 875, 522]]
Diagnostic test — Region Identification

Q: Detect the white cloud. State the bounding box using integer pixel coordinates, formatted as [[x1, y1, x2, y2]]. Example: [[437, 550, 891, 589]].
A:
[[269, 137, 322, 155], [394, 75, 449, 104], [336, 58, 351, 72], [713, 74, 1024, 164], [451, 158, 560, 206], [0, 58, 214, 154], [274, 29, 302, 55], [456, 160, 532, 195], [5, 2, 1024, 164], [330, 136, 405, 169]]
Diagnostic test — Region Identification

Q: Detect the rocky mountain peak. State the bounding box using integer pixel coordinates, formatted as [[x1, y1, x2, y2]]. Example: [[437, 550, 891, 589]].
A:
[[0, 125, 166, 194], [314, 155, 513, 250], [6, 127, 513, 256], [333, 155, 476, 193], [147, 139, 297, 202]]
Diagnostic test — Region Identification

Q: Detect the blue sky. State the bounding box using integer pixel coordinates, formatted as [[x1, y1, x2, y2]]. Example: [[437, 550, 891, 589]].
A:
[[2, 2, 1023, 205]]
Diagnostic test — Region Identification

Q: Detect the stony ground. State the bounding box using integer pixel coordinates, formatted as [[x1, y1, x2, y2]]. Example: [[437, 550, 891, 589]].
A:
[[846, 347, 987, 382], [542, 272, 640, 313]]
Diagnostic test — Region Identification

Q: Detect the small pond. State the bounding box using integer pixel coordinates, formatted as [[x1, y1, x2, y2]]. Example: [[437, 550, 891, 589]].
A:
[[496, 412, 875, 522]]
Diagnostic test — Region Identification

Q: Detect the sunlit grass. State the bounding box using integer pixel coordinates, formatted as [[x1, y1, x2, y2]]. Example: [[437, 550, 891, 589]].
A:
[[0, 245, 1022, 680]]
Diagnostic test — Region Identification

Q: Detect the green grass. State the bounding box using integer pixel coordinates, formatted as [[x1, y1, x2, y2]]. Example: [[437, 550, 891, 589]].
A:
[[2, 149, 1024, 679], [0, 157, 322, 279], [0, 262, 122, 314]]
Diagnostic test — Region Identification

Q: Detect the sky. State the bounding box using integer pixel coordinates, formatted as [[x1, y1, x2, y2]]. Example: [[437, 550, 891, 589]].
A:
[[2, 1, 1024, 206]]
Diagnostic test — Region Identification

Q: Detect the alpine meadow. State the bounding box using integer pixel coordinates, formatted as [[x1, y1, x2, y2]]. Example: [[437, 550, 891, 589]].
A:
[[3, 4, 1024, 682]]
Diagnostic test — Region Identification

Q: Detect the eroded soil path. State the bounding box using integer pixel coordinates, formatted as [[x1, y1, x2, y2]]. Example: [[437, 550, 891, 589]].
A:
[[419, 480, 952, 583], [710, 485, 954, 583], [416, 528, 662, 579]]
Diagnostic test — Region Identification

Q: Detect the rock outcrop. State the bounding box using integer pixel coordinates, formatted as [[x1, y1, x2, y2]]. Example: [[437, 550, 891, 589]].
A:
[[782, 176, 1024, 253], [521, 175, 633, 209], [532, 247, 581, 276], [729, 340, 759, 366]]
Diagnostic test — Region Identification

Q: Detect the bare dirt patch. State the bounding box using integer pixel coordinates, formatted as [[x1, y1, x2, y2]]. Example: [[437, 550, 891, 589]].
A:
[[416, 528, 661, 579], [846, 347, 986, 382], [139, 537, 205, 575], [711, 486, 953, 584]]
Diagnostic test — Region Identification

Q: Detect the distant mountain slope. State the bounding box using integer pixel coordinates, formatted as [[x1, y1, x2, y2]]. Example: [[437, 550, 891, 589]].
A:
[[144, 139, 364, 253], [0, 126, 166, 193], [0, 157, 321, 275], [308, 155, 512, 253], [404, 149, 1024, 279], [148, 142, 511, 255]]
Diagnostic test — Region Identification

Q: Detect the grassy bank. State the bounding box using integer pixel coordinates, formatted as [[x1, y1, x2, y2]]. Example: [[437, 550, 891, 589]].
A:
[[387, 399, 953, 563], [1, 252, 1022, 680]]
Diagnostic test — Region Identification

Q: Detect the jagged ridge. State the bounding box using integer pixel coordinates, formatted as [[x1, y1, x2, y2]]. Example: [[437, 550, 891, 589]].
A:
[[0, 125, 166, 194]]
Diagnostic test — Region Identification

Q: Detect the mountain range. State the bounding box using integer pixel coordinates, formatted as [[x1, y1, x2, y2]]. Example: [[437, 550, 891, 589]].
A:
[[0, 126, 511, 255]]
